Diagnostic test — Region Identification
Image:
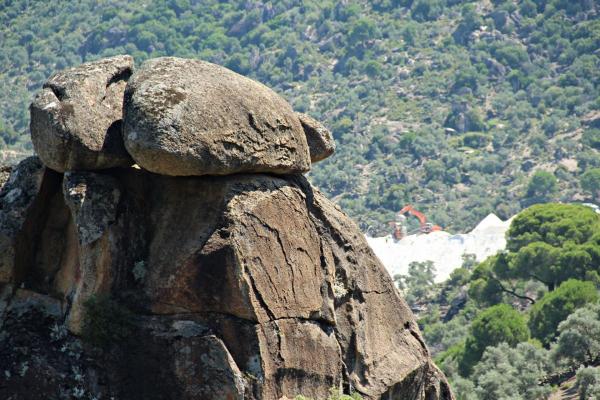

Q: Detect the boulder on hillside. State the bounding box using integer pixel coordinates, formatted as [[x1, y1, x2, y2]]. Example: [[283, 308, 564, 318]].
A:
[[0, 164, 453, 400], [296, 112, 336, 162], [123, 57, 311, 176], [30, 55, 134, 172]]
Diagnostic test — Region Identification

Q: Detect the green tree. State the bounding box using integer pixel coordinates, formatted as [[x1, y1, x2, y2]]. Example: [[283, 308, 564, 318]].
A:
[[528, 279, 599, 345], [468, 253, 537, 306], [494, 203, 600, 291], [582, 128, 600, 150], [576, 367, 600, 400], [581, 168, 600, 201], [525, 170, 557, 200], [507, 203, 600, 251], [348, 17, 378, 46], [459, 304, 530, 375], [552, 302, 600, 368], [471, 342, 552, 400], [395, 260, 436, 306], [411, 0, 444, 22]]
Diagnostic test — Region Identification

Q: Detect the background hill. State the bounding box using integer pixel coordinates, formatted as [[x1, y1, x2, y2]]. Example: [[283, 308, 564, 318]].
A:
[[1, 0, 599, 233]]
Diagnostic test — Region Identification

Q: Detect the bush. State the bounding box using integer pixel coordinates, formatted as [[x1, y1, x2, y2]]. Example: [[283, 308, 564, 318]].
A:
[[525, 170, 557, 200], [82, 294, 135, 347], [582, 129, 600, 150], [581, 168, 600, 201], [462, 132, 490, 149], [471, 342, 552, 400], [294, 387, 363, 400], [528, 279, 599, 345]]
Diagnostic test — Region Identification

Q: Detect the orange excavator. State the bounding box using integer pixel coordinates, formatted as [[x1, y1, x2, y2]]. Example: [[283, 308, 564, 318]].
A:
[[391, 205, 442, 240]]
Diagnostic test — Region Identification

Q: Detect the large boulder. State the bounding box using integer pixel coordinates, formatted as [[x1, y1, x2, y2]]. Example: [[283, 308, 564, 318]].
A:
[[0, 164, 452, 400], [123, 57, 311, 176], [30, 55, 134, 172]]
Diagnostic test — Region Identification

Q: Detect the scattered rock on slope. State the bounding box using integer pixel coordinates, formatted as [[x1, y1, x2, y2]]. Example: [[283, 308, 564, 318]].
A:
[[30, 55, 134, 172], [123, 57, 311, 176]]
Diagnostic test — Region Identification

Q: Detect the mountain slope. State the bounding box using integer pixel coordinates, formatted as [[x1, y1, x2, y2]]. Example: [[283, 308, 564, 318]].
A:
[[1, 0, 599, 232]]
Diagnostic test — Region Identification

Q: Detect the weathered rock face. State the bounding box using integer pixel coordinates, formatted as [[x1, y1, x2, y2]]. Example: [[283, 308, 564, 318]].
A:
[[0, 158, 453, 400], [30, 55, 134, 172], [296, 112, 336, 163], [0, 157, 61, 284], [2, 56, 452, 400], [123, 57, 311, 176]]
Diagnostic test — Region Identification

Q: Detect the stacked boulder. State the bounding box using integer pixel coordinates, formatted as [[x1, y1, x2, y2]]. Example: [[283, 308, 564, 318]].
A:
[[0, 56, 451, 400]]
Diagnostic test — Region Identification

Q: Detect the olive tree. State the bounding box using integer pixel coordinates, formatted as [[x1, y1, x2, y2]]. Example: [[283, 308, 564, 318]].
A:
[[552, 302, 600, 367]]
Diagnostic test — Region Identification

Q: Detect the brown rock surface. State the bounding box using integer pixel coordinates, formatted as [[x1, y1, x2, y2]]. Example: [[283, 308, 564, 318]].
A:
[[123, 57, 311, 176], [0, 164, 452, 400], [0, 157, 61, 284], [297, 112, 336, 163], [5, 57, 451, 400], [30, 55, 134, 172]]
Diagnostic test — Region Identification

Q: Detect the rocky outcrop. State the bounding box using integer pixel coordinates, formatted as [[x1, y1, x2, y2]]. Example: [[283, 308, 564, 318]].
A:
[[30, 55, 134, 172], [297, 112, 336, 163], [0, 156, 60, 283], [0, 56, 452, 400], [123, 57, 311, 176]]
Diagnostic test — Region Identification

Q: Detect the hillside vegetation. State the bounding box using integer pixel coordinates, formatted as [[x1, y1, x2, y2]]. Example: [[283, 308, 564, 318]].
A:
[[402, 203, 600, 399], [1, 0, 599, 232]]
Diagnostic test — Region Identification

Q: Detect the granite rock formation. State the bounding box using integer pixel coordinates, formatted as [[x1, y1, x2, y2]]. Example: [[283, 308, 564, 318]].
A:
[[30, 55, 134, 172], [0, 56, 452, 400], [296, 112, 336, 163], [123, 57, 311, 176]]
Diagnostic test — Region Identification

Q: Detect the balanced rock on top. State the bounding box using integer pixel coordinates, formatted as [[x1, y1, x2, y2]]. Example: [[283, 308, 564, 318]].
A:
[[296, 112, 336, 163], [30, 55, 134, 172], [123, 57, 312, 176]]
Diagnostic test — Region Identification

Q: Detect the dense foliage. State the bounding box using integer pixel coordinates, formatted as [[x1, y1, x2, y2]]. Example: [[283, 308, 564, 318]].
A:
[[552, 302, 600, 368], [1, 0, 599, 232], [576, 367, 600, 400], [468, 204, 600, 306], [402, 204, 600, 398], [459, 304, 529, 375], [528, 279, 598, 345]]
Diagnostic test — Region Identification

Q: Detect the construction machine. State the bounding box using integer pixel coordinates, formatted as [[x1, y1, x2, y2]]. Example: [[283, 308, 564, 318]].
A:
[[391, 205, 442, 240]]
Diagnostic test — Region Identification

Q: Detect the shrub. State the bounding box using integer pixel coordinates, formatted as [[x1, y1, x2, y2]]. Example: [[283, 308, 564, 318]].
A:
[[472, 342, 552, 400], [294, 387, 363, 400], [81, 294, 135, 347], [525, 170, 557, 200], [581, 168, 600, 201], [582, 129, 600, 150]]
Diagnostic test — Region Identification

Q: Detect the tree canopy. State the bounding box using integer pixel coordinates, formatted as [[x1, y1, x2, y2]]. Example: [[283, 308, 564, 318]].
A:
[[459, 304, 529, 375], [528, 279, 598, 345]]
